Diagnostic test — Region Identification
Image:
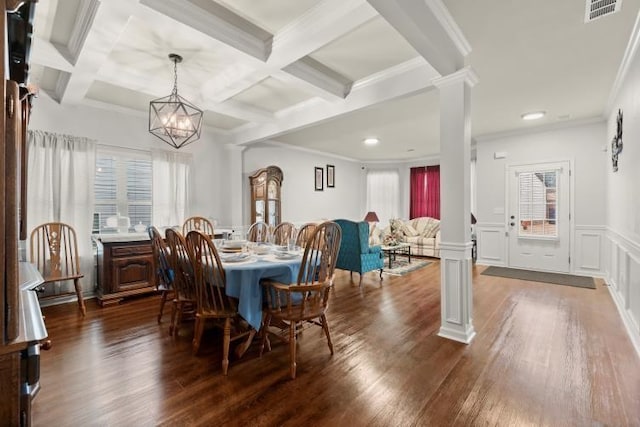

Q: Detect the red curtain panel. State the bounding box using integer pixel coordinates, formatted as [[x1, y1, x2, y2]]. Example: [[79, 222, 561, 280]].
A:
[[409, 167, 428, 218], [425, 165, 440, 219]]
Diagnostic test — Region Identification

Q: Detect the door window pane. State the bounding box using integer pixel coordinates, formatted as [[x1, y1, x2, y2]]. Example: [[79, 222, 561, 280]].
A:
[[518, 170, 558, 237]]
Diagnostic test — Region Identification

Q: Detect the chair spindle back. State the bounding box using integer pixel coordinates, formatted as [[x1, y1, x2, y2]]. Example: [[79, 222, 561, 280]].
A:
[[30, 222, 81, 281], [182, 216, 214, 236], [165, 228, 198, 302]]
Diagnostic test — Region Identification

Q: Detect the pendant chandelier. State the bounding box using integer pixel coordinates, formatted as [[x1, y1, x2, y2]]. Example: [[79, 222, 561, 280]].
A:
[[149, 53, 203, 149]]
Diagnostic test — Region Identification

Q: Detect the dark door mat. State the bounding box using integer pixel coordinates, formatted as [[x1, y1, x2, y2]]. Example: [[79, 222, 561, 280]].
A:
[[481, 266, 596, 289]]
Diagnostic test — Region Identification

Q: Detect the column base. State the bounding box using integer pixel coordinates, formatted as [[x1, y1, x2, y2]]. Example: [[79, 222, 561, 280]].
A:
[[439, 241, 475, 345], [438, 325, 476, 344]]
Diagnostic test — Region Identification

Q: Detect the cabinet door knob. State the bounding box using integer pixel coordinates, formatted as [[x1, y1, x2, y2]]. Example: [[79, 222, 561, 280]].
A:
[[41, 339, 52, 351]]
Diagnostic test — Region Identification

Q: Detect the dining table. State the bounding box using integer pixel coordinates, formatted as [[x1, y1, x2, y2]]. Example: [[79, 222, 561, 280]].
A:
[[221, 250, 303, 356]]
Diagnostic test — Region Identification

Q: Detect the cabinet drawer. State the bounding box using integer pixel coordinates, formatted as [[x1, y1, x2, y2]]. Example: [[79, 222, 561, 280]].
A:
[[111, 245, 152, 257]]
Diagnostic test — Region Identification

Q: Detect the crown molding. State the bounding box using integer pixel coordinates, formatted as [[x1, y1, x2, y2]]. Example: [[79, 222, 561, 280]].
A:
[[427, 0, 472, 57], [605, 8, 640, 116], [352, 57, 430, 91], [255, 140, 360, 163], [432, 66, 478, 89], [67, 0, 100, 65], [474, 116, 605, 143]]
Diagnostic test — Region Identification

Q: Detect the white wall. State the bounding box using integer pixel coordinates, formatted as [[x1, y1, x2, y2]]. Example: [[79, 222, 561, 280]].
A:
[[243, 144, 362, 226], [475, 121, 607, 272], [605, 20, 640, 356], [29, 94, 231, 225]]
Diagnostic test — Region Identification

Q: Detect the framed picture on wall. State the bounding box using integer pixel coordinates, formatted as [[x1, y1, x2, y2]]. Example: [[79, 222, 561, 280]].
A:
[[327, 164, 335, 188], [315, 167, 324, 191]]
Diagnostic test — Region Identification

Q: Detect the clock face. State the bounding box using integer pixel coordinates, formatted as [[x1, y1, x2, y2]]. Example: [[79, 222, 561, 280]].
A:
[[612, 109, 623, 172]]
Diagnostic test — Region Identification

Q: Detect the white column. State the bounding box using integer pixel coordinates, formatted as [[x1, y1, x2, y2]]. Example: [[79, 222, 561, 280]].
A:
[[432, 67, 478, 344], [224, 144, 246, 232]]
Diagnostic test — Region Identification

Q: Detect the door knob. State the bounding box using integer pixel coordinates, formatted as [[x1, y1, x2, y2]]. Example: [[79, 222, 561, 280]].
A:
[[510, 215, 515, 219], [510, 222, 515, 226]]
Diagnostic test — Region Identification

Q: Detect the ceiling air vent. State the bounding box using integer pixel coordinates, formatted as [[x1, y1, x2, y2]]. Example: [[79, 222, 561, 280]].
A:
[[585, 0, 622, 22]]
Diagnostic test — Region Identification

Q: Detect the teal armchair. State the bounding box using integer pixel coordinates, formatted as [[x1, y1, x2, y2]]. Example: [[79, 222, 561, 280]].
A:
[[334, 219, 384, 286]]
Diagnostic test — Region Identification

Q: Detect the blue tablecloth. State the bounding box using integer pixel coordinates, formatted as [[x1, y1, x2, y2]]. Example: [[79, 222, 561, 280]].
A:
[[224, 255, 302, 330]]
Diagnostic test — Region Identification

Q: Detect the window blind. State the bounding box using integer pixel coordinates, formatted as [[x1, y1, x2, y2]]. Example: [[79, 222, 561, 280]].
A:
[[94, 148, 152, 232]]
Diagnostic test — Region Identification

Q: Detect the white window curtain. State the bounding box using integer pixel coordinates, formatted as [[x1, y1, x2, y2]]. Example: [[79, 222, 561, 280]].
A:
[[27, 130, 97, 295], [366, 169, 400, 226], [152, 150, 191, 228]]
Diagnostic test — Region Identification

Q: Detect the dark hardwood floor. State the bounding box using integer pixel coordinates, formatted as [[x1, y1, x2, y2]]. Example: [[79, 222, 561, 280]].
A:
[[33, 262, 640, 426]]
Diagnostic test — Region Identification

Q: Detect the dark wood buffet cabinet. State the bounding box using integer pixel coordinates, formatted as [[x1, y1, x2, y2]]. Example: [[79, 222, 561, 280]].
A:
[[95, 237, 157, 306]]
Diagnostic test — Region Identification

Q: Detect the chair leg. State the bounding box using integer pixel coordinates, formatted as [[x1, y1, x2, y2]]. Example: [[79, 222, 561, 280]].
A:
[[157, 291, 168, 323], [379, 269, 384, 280], [260, 314, 272, 357], [320, 314, 334, 354], [73, 278, 86, 317], [222, 318, 231, 375], [289, 320, 297, 379], [350, 271, 353, 281], [169, 301, 177, 336], [174, 303, 184, 337], [359, 274, 363, 287], [192, 315, 204, 355]]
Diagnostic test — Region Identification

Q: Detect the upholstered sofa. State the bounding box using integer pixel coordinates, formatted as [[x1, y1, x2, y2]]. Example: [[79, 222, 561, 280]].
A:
[[372, 217, 441, 258]]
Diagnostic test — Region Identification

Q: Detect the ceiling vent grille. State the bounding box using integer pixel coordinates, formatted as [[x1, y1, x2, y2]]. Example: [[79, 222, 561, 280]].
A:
[[585, 0, 622, 22]]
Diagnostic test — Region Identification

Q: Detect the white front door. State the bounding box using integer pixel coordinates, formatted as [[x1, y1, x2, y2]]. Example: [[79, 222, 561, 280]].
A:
[[507, 161, 571, 273]]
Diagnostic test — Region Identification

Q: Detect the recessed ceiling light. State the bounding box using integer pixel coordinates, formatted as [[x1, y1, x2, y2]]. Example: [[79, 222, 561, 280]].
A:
[[521, 111, 546, 121], [363, 138, 379, 145]]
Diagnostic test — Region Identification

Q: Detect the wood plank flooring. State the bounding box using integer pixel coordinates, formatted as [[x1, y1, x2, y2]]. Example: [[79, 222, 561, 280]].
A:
[[33, 262, 640, 426]]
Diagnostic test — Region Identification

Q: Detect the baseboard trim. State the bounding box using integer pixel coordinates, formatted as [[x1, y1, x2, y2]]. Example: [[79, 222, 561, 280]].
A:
[[607, 283, 640, 358]]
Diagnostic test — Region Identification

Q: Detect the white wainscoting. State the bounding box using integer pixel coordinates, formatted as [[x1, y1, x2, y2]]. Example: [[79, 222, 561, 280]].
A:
[[606, 228, 640, 357], [573, 226, 606, 277], [475, 223, 506, 266]]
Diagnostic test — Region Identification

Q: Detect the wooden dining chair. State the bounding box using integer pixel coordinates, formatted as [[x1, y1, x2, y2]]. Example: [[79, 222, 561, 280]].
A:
[[165, 228, 198, 336], [247, 221, 270, 243], [186, 230, 251, 375], [260, 221, 342, 379], [295, 223, 317, 247], [182, 216, 214, 236], [148, 226, 174, 323], [30, 222, 86, 316], [272, 222, 296, 246]]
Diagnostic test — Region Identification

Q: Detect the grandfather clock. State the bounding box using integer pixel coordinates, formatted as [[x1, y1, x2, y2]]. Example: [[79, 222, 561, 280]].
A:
[[249, 166, 283, 227]]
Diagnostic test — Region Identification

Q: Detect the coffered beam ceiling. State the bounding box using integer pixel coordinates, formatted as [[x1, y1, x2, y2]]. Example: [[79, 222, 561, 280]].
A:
[[367, 0, 469, 76], [31, 0, 470, 146], [56, 0, 135, 105]]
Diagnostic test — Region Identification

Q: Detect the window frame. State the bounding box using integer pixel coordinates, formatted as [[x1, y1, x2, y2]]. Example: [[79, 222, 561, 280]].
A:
[[94, 146, 153, 233]]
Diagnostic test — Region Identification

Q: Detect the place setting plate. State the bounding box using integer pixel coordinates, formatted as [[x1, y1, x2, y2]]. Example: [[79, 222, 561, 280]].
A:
[[220, 252, 253, 264]]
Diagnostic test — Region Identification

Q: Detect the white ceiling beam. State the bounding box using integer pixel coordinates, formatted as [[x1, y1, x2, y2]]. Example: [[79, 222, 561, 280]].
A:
[[210, 0, 378, 103], [280, 58, 353, 99], [57, 0, 137, 105], [139, 0, 272, 62], [30, 37, 74, 73], [232, 58, 438, 145], [367, 0, 470, 76]]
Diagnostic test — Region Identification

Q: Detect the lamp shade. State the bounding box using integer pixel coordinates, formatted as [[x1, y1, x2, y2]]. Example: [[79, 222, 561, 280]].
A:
[[364, 211, 379, 222]]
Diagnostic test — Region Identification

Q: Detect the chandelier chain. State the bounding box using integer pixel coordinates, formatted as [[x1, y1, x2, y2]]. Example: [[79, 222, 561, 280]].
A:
[[172, 58, 179, 96]]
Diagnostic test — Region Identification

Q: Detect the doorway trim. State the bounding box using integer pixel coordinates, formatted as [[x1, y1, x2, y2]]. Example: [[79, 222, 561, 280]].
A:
[[504, 159, 575, 272]]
